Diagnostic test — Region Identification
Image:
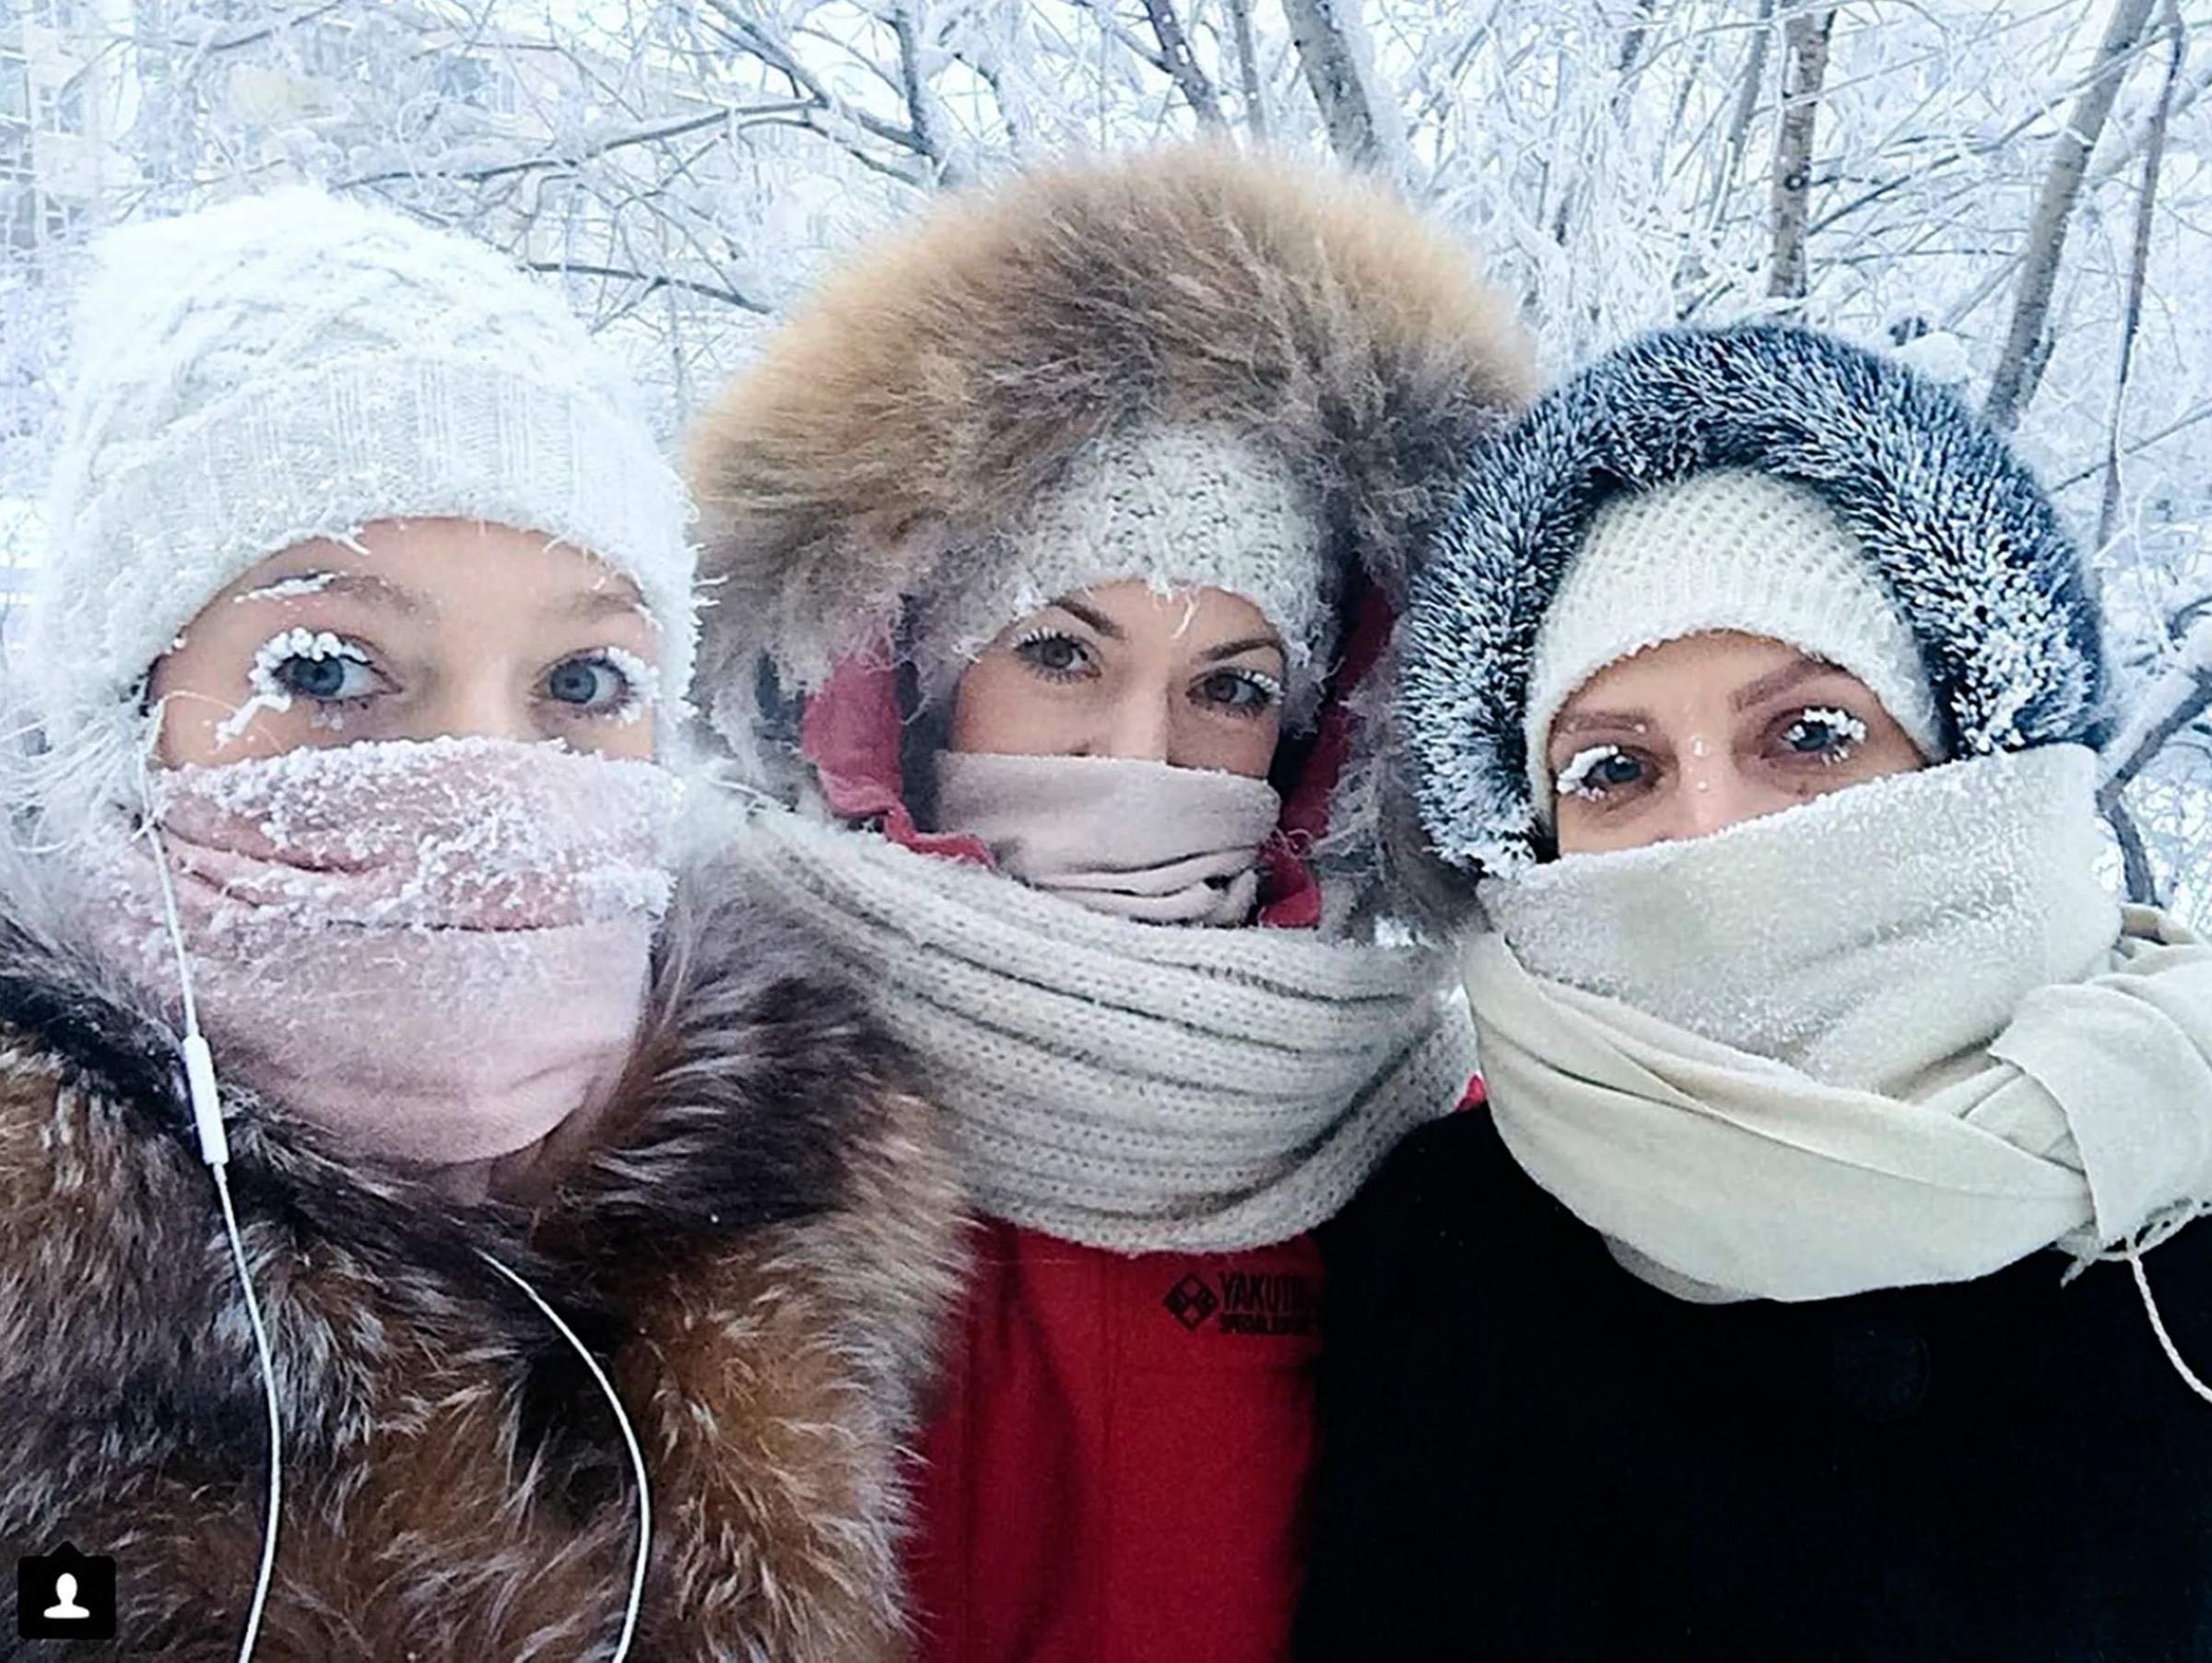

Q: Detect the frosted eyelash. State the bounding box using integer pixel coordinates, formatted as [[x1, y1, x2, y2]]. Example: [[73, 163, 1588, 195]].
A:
[[1225, 668, 1284, 702], [213, 629, 371, 747], [1555, 744, 1626, 800], [1794, 706, 1869, 756], [596, 646, 663, 725]]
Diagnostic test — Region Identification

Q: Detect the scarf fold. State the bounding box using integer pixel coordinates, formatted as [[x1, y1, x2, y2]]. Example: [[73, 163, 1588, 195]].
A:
[[932, 751, 1280, 927], [91, 737, 682, 1169], [1465, 746, 2212, 1302], [725, 807, 1475, 1251]]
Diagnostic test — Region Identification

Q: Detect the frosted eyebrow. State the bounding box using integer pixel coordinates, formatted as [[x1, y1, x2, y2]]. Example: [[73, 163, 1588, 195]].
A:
[[235, 569, 429, 618]]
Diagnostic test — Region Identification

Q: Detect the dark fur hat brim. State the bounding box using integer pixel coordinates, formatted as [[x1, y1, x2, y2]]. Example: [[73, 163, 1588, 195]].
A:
[[1400, 322, 2111, 875]]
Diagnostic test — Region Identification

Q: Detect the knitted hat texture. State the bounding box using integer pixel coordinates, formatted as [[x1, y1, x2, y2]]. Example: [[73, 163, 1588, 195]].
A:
[[30, 188, 696, 757], [1523, 467, 1943, 818], [908, 421, 1337, 725]]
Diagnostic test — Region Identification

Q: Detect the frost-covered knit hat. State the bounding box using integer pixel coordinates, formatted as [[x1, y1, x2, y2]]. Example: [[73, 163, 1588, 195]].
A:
[[29, 188, 696, 761], [1402, 323, 2111, 876], [1521, 466, 1944, 817], [908, 420, 1337, 724]]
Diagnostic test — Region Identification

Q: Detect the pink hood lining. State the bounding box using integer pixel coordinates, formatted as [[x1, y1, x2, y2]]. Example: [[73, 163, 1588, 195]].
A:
[[795, 584, 1396, 933]]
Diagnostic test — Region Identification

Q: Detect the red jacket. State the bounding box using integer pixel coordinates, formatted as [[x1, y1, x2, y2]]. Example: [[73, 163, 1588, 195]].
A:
[[909, 1225, 1325, 1663], [797, 596, 1434, 1663]]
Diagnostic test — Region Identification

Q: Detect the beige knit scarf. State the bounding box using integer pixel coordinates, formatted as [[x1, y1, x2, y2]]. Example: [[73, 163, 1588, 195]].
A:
[[725, 807, 1476, 1252], [1467, 746, 2212, 1303]]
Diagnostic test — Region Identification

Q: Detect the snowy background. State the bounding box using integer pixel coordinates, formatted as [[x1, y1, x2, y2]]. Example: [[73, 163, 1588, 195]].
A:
[[2, 0, 2206, 916]]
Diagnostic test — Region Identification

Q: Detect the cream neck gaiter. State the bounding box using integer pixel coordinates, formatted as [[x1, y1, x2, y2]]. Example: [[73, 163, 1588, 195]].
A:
[[1465, 746, 2212, 1303], [88, 737, 682, 1173], [932, 751, 1282, 927]]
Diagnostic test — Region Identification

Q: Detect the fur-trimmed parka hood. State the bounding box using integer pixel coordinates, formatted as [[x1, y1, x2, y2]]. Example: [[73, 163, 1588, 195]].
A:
[[686, 145, 1533, 915], [1400, 323, 2112, 877], [686, 142, 1535, 762], [0, 845, 960, 1659]]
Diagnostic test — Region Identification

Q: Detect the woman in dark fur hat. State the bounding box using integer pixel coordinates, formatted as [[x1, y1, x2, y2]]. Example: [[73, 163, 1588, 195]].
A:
[[1, 188, 959, 1660], [1300, 322, 2212, 1662], [686, 144, 1534, 1663]]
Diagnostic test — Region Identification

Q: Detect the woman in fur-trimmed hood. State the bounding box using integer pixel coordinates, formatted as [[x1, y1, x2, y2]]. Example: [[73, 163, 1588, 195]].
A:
[[687, 144, 1534, 1663], [1300, 323, 2212, 1661], [0, 190, 959, 1661]]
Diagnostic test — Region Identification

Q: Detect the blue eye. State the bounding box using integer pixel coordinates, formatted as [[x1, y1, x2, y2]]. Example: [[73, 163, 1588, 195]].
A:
[[1556, 744, 1648, 801], [270, 645, 381, 702], [545, 655, 631, 711], [1777, 706, 1869, 763]]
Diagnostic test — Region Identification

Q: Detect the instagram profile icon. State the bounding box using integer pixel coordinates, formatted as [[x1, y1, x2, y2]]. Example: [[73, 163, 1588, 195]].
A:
[[16, 1543, 117, 1640]]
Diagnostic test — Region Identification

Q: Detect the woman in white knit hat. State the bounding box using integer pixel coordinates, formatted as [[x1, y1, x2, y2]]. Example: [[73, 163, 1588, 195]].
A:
[[1301, 323, 2212, 1661], [0, 190, 958, 1660], [686, 146, 1533, 1663]]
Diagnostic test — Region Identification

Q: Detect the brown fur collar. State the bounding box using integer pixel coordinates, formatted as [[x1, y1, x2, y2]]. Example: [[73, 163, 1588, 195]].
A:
[[685, 143, 1535, 745], [0, 857, 961, 1660]]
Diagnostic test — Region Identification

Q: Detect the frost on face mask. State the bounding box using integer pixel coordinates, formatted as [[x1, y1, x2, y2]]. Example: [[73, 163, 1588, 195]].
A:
[[212, 628, 370, 747], [85, 737, 687, 1167]]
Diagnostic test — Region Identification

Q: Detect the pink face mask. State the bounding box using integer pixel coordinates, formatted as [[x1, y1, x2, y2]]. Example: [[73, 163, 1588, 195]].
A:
[[88, 737, 682, 1172]]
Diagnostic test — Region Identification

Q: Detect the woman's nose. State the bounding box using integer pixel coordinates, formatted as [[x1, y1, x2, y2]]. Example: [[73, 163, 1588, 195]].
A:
[[1094, 687, 1173, 762], [418, 674, 537, 744], [1666, 755, 1776, 840]]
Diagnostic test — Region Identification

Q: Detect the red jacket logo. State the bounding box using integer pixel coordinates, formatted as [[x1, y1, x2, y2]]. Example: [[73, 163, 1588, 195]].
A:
[[1163, 1270, 1317, 1336]]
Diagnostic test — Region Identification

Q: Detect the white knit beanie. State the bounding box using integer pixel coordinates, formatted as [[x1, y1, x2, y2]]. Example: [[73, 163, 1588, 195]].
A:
[[29, 188, 696, 763], [908, 421, 1338, 726], [1524, 467, 1944, 818]]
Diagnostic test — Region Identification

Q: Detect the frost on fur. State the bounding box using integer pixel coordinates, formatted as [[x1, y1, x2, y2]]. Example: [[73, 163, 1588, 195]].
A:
[[1400, 323, 2110, 879]]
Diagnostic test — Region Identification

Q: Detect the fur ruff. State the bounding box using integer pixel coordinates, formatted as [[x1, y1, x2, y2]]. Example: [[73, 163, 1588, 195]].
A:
[[1401, 323, 2113, 877], [685, 142, 1535, 766], [0, 849, 962, 1661]]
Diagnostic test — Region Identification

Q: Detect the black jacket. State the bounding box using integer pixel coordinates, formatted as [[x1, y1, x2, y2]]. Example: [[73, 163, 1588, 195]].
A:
[[1300, 1108, 2212, 1663]]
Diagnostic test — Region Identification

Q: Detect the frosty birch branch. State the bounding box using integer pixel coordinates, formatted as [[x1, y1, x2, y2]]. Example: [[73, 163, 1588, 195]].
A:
[[1138, 0, 1227, 127], [1228, 0, 1270, 139], [1768, 6, 1835, 301], [1282, 0, 1393, 173], [889, 1, 961, 184], [2097, 0, 2186, 553], [1983, 0, 2161, 432], [2055, 401, 2212, 489], [2099, 614, 2212, 808], [523, 262, 771, 314], [2108, 798, 2161, 905]]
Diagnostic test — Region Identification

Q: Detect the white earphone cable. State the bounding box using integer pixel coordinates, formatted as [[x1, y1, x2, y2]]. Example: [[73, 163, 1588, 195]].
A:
[[135, 736, 648, 1659], [141, 793, 283, 1663], [475, 1247, 653, 1663]]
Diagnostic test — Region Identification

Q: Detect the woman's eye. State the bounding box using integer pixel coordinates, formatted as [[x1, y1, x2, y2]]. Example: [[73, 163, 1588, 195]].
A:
[[265, 637, 382, 703], [543, 655, 632, 713], [1194, 667, 1283, 718], [1012, 631, 1096, 681], [1555, 744, 1649, 801], [1776, 705, 1869, 764]]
